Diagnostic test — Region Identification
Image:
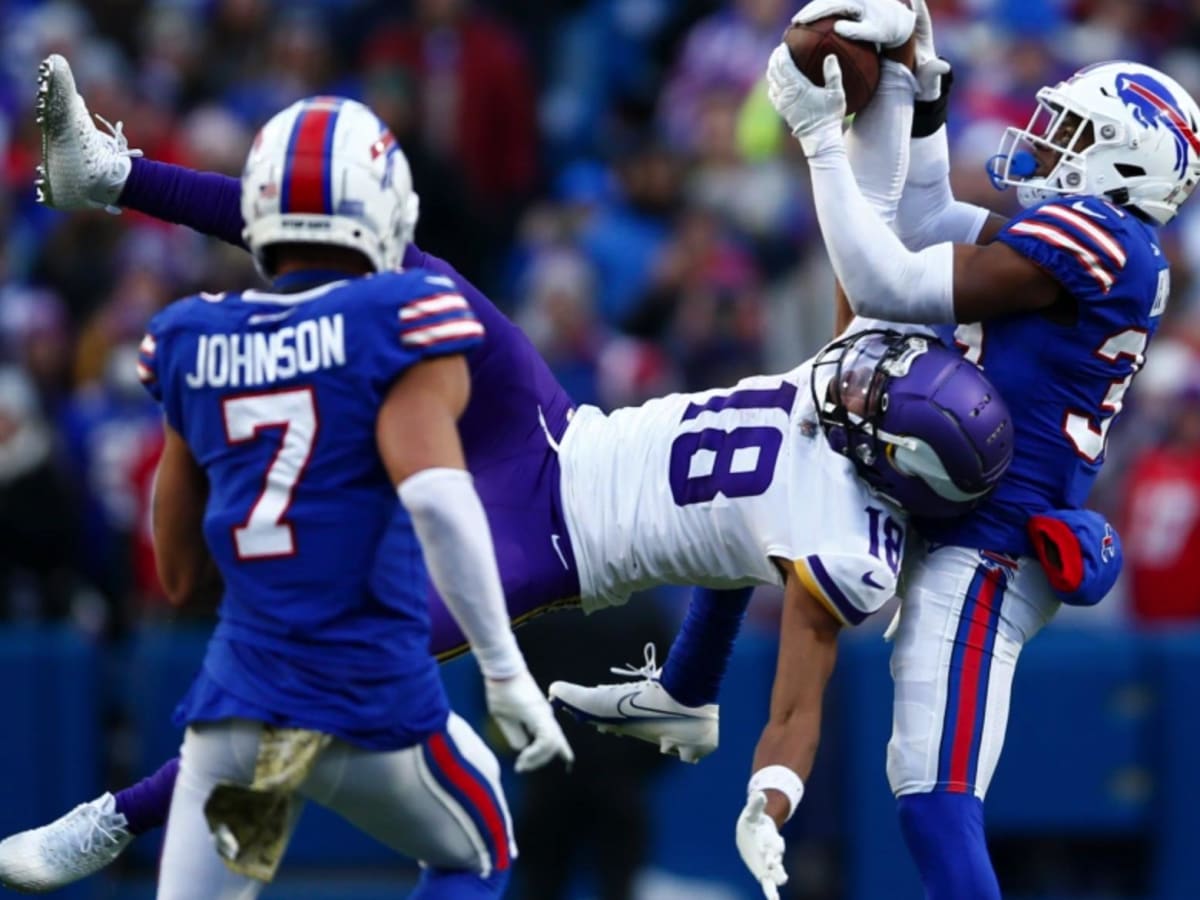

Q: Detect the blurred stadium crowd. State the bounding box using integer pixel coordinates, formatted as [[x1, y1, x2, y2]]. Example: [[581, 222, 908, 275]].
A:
[[2, 0, 1200, 646], [3, 1, 1200, 898]]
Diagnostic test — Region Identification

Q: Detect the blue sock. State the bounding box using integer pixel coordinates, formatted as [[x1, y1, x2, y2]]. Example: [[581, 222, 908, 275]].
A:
[[897, 792, 1001, 900], [410, 866, 510, 899], [659, 587, 752, 707]]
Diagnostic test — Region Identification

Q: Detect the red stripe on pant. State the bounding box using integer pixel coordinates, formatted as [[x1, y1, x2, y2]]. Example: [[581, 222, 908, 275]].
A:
[[284, 107, 334, 214], [947, 567, 1003, 792], [427, 732, 511, 870]]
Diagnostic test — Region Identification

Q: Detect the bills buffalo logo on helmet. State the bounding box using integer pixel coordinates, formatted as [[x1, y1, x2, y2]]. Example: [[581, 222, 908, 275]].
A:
[[1115, 71, 1200, 176]]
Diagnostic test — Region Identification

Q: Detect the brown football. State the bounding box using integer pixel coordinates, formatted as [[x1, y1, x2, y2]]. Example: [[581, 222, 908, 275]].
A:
[[784, 16, 882, 116]]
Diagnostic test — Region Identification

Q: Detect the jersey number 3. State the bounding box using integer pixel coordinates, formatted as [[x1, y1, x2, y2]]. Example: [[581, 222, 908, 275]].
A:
[[955, 324, 1147, 464], [222, 388, 318, 559], [1064, 328, 1148, 463], [669, 383, 796, 506]]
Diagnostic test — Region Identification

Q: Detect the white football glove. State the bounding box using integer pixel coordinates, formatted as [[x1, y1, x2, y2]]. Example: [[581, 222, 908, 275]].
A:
[[485, 669, 575, 773], [766, 45, 846, 150], [736, 791, 788, 900], [910, 0, 950, 101], [791, 0, 916, 49]]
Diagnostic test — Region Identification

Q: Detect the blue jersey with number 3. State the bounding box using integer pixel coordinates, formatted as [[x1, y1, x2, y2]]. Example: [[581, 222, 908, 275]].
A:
[[922, 196, 1168, 555], [138, 270, 484, 750]]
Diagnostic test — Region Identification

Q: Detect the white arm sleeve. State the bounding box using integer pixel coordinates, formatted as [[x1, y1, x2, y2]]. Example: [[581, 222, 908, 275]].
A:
[[845, 62, 917, 228], [896, 125, 991, 250], [804, 121, 957, 325], [399, 467, 524, 680]]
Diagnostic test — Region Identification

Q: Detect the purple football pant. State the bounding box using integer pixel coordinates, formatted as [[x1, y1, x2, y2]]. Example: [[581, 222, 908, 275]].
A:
[[430, 399, 581, 660]]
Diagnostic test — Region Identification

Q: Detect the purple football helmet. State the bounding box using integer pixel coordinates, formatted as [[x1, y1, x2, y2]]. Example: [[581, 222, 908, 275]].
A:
[[811, 330, 1014, 519]]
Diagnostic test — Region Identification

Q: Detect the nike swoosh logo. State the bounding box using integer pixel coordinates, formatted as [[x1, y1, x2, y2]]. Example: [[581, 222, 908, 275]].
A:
[[550, 534, 569, 570], [248, 309, 296, 325], [615, 692, 705, 720], [861, 571, 887, 590], [1070, 200, 1108, 221]]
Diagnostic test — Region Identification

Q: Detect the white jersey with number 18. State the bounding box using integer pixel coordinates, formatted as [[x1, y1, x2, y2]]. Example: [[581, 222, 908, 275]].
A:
[[558, 363, 906, 626]]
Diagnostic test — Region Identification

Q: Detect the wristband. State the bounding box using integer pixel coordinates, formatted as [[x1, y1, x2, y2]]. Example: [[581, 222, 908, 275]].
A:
[[912, 63, 954, 138], [747, 765, 805, 822]]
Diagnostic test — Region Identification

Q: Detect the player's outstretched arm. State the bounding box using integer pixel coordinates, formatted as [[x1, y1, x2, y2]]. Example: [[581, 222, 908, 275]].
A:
[[766, 45, 1060, 324], [153, 424, 222, 607], [378, 356, 574, 773], [736, 567, 841, 899], [896, 0, 1008, 251]]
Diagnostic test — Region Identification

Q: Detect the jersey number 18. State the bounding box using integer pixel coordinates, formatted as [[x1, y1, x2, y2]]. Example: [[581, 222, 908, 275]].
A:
[[668, 383, 797, 506]]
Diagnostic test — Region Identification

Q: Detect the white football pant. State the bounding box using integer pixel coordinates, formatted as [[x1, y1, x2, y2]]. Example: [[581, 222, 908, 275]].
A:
[[887, 544, 1060, 800], [156, 713, 515, 900]]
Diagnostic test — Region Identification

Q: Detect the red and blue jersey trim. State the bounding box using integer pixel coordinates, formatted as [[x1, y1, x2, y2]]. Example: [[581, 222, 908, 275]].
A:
[[1004, 200, 1131, 294], [280, 98, 344, 215], [936, 563, 1008, 795], [136, 332, 157, 384], [398, 292, 485, 350]]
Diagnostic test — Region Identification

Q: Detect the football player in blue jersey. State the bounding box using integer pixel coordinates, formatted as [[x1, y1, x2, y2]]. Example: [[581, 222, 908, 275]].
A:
[[80, 94, 573, 899], [718, 0, 1199, 896]]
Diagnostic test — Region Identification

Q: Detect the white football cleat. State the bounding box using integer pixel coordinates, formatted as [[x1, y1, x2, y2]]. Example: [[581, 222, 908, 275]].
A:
[[35, 53, 141, 212], [549, 643, 719, 763], [0, 792, 134, 893]]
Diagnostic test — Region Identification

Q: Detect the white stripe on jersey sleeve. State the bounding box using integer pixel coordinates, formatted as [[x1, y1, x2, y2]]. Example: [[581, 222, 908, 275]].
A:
[[401, 318, 486, 347], [1035, 205, 1127, 267], [399, 293, 470, 320], [1008, 220, 1115, 292]]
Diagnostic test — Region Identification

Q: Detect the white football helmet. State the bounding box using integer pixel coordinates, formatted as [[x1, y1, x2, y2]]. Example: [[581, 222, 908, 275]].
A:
[[241, 96, 419, 274], [989, 61, 1200, 225]]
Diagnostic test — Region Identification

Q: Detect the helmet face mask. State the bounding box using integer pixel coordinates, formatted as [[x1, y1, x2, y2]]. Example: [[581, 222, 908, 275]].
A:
[[241, 97, 421, 276], [988, 62, 1200, 225], [812, 331, 1014, 519]]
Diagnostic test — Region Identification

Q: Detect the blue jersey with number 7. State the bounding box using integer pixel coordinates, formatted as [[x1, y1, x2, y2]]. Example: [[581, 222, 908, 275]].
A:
[[923, 195, 1168, 555], [138, 269, 483, 751]]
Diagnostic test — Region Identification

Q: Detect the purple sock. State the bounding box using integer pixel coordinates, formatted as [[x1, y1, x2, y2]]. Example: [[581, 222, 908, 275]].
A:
[[659, 587, 752, 707], [113, 757, 181, 835], [120, 158, 246, 248]]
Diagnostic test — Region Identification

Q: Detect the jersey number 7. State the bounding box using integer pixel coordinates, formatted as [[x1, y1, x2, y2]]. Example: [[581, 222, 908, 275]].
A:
[[221, 388, 319, 559]]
